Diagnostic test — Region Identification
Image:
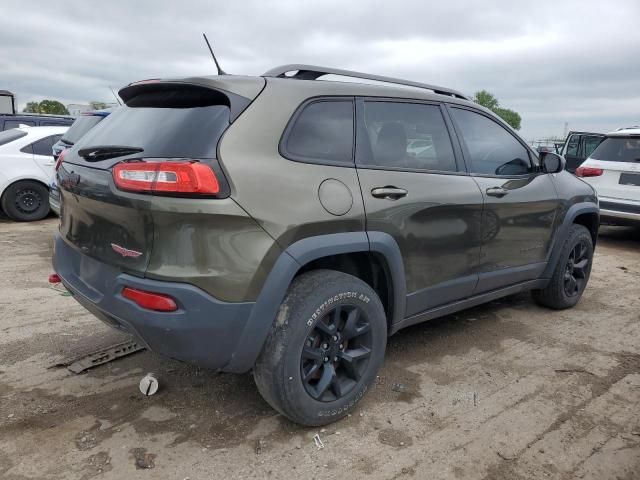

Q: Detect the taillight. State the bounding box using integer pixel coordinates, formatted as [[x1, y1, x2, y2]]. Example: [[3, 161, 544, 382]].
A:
[[121, 287, 178, 312], [55, 148, 68, 171], [575, 166, 604, 177], [112, 161, 220, 196]]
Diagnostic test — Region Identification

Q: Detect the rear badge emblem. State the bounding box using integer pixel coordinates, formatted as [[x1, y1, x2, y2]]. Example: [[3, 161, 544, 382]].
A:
[[111, 243, 143, 258]]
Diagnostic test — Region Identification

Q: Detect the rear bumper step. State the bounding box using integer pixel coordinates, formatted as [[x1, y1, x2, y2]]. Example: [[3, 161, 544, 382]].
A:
[[53, 233, 256, 371]]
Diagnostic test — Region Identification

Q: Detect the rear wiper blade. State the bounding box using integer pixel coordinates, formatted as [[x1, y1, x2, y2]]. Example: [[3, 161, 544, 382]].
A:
[[78, 145, 144, 161]]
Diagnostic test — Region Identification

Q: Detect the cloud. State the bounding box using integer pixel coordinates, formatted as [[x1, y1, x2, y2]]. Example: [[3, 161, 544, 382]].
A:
[[1, 0, 638, 138]]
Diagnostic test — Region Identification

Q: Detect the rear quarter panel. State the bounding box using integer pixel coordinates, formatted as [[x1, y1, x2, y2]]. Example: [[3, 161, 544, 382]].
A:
[[217, 80, 366, 250]]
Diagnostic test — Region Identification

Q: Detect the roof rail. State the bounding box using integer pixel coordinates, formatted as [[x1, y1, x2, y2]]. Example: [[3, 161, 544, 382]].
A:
[[263, 64, 469, 100], [616, 125, 640, 131]]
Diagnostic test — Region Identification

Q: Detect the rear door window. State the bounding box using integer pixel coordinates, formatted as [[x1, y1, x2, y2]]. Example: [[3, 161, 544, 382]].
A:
[[62, 115, 104, 144], [450, 108, 533, 176], [590, 137, 640, 163], [281, 100, 354, 165], [20, 135, 62, 156], [357, 101, 457, 172]]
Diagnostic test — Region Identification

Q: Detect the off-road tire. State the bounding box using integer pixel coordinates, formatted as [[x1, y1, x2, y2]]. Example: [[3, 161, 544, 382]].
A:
[[253, 270, 387, 426], [1, 180, 50, 221], [532, 224, 593, 309]]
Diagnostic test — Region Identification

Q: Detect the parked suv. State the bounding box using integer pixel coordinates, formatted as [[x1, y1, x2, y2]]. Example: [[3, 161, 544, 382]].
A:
[[576, 127, 640, 225], [52, 65, 599, 426]]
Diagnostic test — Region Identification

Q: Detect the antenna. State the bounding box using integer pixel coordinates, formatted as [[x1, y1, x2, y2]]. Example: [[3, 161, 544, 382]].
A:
[[202, 33, 226, 75], [108, 86, 122, 106]]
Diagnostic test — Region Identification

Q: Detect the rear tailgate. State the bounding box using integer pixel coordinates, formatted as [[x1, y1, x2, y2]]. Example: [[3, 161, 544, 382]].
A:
[[585, 135, 640, 201], [57, 79, 262, 276]]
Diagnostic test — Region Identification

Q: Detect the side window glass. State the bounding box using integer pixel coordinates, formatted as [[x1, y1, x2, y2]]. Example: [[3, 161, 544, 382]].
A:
[[4, 120, 35, 129], [583, 136, 602, 158], [565, 135, 579, 156], [283, 100, 354, 165], [26, 135, 58, 156], [451, 108, 532, 176], [358, 101, 457, 172]]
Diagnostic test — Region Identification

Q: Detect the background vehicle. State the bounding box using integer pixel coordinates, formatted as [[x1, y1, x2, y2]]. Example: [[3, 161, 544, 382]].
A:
[[53, 65, 598, 426], [0, 126, 67, 220], [576, 127, 640, 226], [49, 109, 111, 214], [557, 131, 604, 173], [0, 113, 74, 131], [0, 90, 16, 114]]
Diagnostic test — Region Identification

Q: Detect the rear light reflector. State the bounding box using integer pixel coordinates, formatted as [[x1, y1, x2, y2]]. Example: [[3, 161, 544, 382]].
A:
[[575, 166, 603, 177], [121, 287, 178, 312], [55, 148, 69, 171], [113, 161, 220, 196], [48, 273, 61, 284]]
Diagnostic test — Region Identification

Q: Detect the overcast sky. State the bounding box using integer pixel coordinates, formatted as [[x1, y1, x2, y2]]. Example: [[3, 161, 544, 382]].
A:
[[2, 0, 639, 140]]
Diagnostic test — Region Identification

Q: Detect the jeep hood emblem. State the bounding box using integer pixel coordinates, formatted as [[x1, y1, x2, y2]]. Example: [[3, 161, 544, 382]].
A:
[[111, 243, 143, 258]]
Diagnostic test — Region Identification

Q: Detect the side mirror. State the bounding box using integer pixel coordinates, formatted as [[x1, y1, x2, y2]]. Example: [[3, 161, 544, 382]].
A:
[[540, 152, 565, 173]]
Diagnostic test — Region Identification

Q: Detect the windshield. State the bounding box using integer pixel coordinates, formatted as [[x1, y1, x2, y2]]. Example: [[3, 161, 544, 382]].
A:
[[590, 137, 640, 163], [61, 115, 104, 144], [0, 128, 27, 147]]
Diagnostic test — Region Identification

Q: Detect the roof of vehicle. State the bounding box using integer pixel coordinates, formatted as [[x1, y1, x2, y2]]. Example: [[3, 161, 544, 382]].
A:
[[16, 125, 69, 136], [0, 90, 14, 96], [126, 66, 479, 110], [0, 113, 74, 120], [607, 127, 640, 137], [81, 109, 112, 117], [566, 131, 604, 137]]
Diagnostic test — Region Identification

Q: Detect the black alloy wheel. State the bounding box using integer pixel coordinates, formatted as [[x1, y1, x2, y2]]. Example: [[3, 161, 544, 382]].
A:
[[563, 239, 590, 297], [301, 304, 372, 402]]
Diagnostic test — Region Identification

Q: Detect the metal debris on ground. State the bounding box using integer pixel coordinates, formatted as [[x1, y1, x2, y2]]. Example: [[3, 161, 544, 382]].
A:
[[391, 383, 406, 393], [51, 339, 145, 373], [313, 433, 325, 449], [139, 373, 159, 396]]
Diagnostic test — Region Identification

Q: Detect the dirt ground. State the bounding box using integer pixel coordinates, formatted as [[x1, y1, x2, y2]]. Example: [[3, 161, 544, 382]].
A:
[[0, 216, 639, 480]]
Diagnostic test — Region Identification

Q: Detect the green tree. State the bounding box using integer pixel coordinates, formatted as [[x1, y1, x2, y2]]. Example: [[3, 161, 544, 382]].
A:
[[23, 101, 40, 113], [22, 100, 69, 115], [472, 90, 521, 130], [38, 100, 69, 115], [89, 101, 108, 110]]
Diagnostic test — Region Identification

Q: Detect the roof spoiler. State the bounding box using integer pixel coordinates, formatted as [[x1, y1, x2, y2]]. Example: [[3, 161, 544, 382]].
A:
[[263, 64, 469, 100]]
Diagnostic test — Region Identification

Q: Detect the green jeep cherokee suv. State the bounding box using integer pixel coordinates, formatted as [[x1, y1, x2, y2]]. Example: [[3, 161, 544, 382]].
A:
[[53, 65, 599, 425]]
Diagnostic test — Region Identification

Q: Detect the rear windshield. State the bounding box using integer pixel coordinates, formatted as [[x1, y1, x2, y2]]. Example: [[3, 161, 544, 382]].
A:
[[590, 136, 640, 163], [62, 115, 104, 144], [0, 128, 27, 146], [75, 105, 230, 159]]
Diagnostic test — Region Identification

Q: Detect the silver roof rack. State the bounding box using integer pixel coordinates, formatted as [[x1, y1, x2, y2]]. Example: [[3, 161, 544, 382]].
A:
[[263, 64, 469, 100]]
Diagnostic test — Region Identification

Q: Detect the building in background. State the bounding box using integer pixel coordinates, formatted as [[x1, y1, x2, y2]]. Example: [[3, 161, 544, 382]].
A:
[[67, 102, 119, 115]]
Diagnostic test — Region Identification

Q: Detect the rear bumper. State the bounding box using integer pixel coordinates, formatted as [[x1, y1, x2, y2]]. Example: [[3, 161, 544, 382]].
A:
[[52, 233, 256, 371], [599, 197, 640, 224]]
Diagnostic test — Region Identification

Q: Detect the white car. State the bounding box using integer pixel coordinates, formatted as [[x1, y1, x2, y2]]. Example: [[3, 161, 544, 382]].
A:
[[576, 127, 640, 225], [0, 125, 68, 221]]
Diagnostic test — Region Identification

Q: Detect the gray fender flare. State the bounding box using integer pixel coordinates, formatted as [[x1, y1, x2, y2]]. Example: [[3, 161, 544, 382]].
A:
[[225, 231, 406, 373], [541, 202, 599, 279]]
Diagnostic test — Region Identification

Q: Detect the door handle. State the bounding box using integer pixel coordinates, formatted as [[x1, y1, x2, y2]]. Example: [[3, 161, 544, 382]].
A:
[[371, 187, 408, 200], [486, 187, 509, 198]]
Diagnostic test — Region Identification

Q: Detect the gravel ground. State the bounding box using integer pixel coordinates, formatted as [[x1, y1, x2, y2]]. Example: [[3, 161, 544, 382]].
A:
[[0, 217, 639, 480]]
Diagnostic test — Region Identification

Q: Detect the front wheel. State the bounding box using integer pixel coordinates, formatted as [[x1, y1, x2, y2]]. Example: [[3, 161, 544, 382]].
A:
[[532, 224, 594, 309], [1, 180, 50, 221], [253, 270, 387, 426]]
